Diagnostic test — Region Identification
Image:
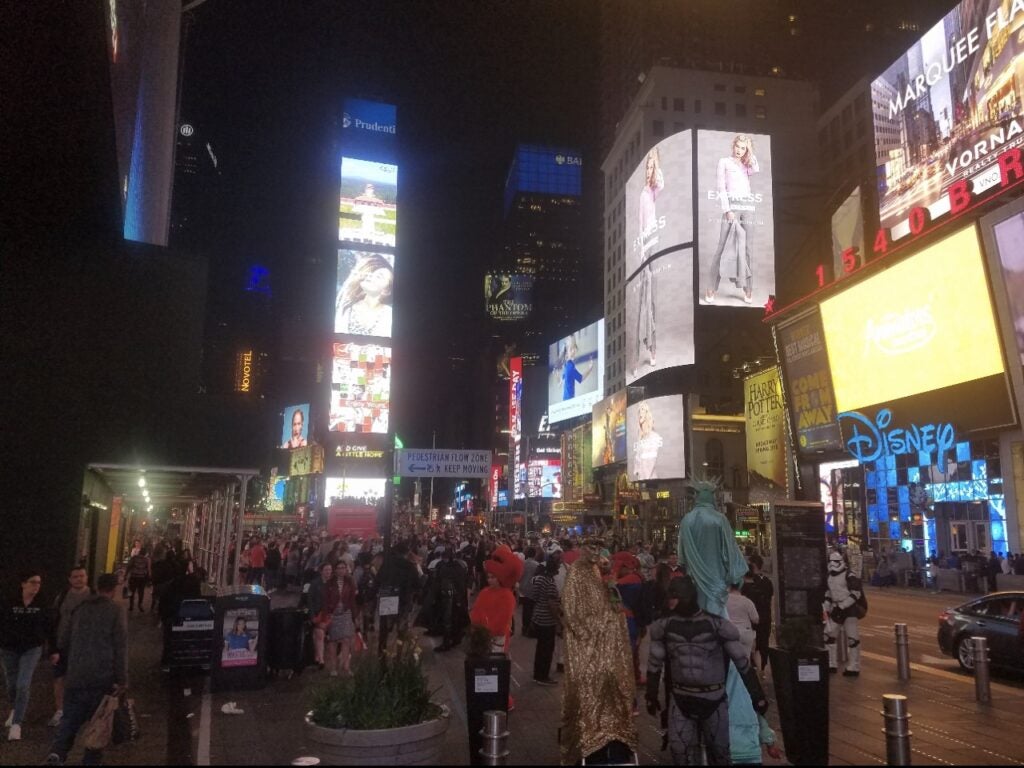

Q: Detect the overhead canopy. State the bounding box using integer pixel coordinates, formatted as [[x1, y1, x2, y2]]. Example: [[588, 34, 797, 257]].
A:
[[87, 463, 260, 508]]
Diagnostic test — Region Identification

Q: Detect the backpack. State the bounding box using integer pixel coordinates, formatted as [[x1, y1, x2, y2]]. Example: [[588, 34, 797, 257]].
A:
[[849, 574, 868, 619]]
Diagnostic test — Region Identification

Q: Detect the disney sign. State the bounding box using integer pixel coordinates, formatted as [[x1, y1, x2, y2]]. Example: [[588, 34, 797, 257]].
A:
[[837, 408, 956, 466]]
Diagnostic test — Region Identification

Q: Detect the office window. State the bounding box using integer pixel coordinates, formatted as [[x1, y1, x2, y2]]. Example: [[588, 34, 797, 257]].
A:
[[714, 83, 726, 92], [653, 119, 664, 137], [754, 88, 766, 97], [673, 97, 685, 112], [734, 85, 746, 94], [715, 102, 726, 115], [735, 104, 747, 117], [661, 96, 668, 110], [695, 99, 702, 113], [755, 105, 767, 119]]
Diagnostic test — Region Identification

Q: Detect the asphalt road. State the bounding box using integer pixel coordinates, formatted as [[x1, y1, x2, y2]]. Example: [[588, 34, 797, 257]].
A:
[[856, 586, 1024, 689]]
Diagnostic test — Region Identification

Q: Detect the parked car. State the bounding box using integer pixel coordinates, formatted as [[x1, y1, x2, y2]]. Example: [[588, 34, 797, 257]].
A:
[[938, 592, 1024, 672]]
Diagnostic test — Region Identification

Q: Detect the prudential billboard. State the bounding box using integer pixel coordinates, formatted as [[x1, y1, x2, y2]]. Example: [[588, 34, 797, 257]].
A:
[[872, 0, 1024, 235]]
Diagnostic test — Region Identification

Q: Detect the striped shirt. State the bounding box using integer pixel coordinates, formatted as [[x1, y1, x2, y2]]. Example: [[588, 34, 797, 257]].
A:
[[530, 573, 560, 627]]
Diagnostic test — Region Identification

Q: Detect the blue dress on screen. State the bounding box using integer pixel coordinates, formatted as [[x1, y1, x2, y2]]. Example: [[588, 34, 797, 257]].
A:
[[226, 632, 251, 651], [563, 360, 583, 400]]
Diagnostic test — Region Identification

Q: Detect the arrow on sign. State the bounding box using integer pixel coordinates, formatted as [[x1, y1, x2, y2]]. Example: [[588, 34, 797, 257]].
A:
[[410, 464, 433, 473]]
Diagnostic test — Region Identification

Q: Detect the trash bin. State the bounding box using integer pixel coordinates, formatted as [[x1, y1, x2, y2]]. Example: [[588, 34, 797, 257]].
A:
[[267, 607, 310, 678], [464, 653, 511, 765], [212, 585, 270, 691], [168, 599, 215, 672], [768, 647, 829, 766]]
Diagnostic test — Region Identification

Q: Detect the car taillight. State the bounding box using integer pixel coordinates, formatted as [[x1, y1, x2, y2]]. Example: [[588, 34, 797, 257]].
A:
[[939, 610, 952, 625]]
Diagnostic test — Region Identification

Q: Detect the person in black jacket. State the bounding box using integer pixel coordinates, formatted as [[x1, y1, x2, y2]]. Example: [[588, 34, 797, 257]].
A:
[[377, 542, 422, 652], [1, 571, 53, 741]]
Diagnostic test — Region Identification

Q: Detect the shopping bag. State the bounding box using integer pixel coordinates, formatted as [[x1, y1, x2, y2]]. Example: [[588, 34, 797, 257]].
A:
[[353, 631, 366, 653], [81, 694, 120, 750], [112, 695, 141, 744]]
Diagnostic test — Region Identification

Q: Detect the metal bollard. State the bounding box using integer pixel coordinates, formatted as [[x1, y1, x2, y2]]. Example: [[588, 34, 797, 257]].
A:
[[880, 694, 912, 766], [972, 636, 991, 704], [837, 624, 848, 665], [479, 710, 510, 766], [894, 623, 911, 681]]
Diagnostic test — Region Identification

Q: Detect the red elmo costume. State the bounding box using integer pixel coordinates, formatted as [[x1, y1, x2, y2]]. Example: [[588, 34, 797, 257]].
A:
[[469, 544, 524, 653]]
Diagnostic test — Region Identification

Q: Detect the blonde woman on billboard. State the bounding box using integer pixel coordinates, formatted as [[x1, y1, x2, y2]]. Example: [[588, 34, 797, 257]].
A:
[[632, 264, 656, 379], [632, 402, 664, 480], [705, 134, 759, 305], [558, 334, 594, 402], [335, 254, 394, 336], [638, 148, 665, 257]]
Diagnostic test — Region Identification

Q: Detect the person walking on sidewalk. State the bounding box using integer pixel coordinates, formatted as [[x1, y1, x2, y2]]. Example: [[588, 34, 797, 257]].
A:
[[126, 548, 151, 613], [1, 571, 53, 741], [518, 547, 542, 637], [309, 562, 334, 669], [248, 538, 267, 588], [49, 566, 95, 728], [324, 562, 358, 677], [46, 573, 127, 766]]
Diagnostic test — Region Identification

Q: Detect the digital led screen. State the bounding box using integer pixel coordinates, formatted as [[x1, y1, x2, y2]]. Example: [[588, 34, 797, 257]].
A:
[[338, 157, 397, 247], [625, 248, 695, 384], [485, 273, 534, 322], [329, 342, 391, 434], [342, 98, 397, 161], [626, 395, 686, 481], [697, 130, 775, 308], [281, 403, 310, 449], [872, 0, 1024, 234], [527, 459, 562, 499], [831, 186, 865, 282], [819, 226, 1004, 413], [592, 390, 627, 467], [509, 357, 523, 499], [547, 320, 604, 424], [266, 475, 287, 512], [624, 130, 693, 277], [324, 477, 386, 507], [335, 249, 394, 337], [989, 207, 1024, 367]]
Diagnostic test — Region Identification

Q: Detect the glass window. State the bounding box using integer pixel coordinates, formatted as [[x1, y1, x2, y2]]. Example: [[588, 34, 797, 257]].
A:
[[714, 83, 726, 92], [736, 104, 747, 117], [653, 119, 664, 137], [754, 88, 766, 97], [695, 99, 702, 114], [734, 85, 746, 94], [755, 106, 767, 119], [715, 102, 726, 115], [661, 96, 668, 110], [673, 97, 685, 112]]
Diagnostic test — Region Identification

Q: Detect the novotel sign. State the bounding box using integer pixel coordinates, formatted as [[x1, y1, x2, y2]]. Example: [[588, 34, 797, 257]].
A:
[[837, 408, 956, 466]]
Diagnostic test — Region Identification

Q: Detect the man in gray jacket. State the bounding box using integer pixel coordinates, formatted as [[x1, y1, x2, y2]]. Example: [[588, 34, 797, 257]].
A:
[[46, 573, 127, 766]]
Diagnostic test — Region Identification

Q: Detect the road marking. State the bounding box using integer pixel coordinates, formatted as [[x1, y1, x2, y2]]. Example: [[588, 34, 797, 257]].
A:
[[860, 650, 1024, 696], [919, 653, 951, 665], [197, 678, 211, 766]]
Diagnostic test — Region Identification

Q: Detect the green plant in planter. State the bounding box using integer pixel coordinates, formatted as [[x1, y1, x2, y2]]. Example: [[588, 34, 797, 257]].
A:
[[310, 638, 442, 730]]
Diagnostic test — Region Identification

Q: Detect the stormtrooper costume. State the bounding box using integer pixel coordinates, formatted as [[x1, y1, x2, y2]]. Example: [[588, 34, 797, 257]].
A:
[[823, 551, 864, 676]]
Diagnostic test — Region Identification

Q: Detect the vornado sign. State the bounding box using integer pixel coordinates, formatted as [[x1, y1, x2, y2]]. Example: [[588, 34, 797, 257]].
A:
[[234, 350, 255, 393]]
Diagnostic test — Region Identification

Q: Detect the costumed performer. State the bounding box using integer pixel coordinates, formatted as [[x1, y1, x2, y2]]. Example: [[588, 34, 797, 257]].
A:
[[677, 477, 767, 764], [469, 544, 523, 710], [560, 547, 638, 766]]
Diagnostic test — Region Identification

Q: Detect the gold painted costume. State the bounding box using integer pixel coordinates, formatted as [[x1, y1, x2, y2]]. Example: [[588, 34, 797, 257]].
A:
[[560, 550, 638, 765]]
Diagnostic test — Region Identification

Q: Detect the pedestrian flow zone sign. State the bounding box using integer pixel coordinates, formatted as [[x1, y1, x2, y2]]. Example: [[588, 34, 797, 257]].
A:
[[396, 449, 492, 478]]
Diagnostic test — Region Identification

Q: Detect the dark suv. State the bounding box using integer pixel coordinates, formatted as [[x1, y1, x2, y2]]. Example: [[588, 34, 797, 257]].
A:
[[937, 592, 1024, 672]]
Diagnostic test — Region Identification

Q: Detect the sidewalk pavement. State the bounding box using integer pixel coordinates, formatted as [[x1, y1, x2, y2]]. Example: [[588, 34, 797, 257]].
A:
[[4, 587, 1023, 766]]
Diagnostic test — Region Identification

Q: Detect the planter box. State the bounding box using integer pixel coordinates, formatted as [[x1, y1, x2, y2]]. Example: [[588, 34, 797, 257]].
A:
[[305, 705, 450, 766]]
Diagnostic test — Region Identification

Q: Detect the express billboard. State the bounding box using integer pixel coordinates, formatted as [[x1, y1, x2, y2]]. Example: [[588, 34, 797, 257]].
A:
[[338, 157, 397, 247], [697, 130, 775, 308], [819, 226, 1004, 413], [626, 395, 686, 481], [335, 249, 394, 337], [592, 390, 627, 467], [872, 0, 1024, 235], [548, 320, 604, 424], [328, 342, 391, 434], [281, 403, 310, 449], [624, 130, 693, 276], [625, 248, 695, 384]]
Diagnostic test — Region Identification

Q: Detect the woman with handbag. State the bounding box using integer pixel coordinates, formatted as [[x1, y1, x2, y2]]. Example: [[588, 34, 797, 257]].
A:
[[323, 562, 358, 677], [308, 563, 333, 669]]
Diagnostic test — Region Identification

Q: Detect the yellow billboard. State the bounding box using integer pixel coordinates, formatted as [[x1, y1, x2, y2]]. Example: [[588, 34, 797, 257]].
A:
[[819, 226, 1004, 413], [744, 367, 787, 490]]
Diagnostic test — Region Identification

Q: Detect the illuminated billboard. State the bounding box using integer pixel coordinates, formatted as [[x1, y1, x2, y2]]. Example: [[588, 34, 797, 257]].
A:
[[777, 310, 843, 453], [987, 204, 1024, 367], [831, 186, 865, 282], [697, 130, 775, 308], [527, 459, 562, 499], [234, 349, 256, 393], [485, 273, 534, 322], [281, 404, 310, 449], [592, 390, 627, 467], [744, 367, 787, 490], [324, 477, 386, 507], [626, 395, 686, 481], [342, 98, 397, 161], [872, 0, 1024, 234], [624, 130, 693, 276], [509, 357, 523, 499], [548, 320, 605, 424], [335, 249, 394, 337], [329, 342, 391, 434], [338, 157, 397, 247], [819, 226, 1004, 413], [625, 248, 695, 384]]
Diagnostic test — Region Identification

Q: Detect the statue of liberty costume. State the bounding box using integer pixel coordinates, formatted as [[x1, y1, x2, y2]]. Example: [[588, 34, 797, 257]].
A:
[[677, 479, 765, 764]]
